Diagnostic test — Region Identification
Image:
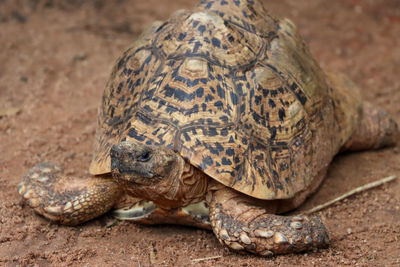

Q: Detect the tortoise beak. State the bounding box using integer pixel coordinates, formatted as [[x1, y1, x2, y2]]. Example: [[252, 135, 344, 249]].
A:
[[110, 143, 125, 174]]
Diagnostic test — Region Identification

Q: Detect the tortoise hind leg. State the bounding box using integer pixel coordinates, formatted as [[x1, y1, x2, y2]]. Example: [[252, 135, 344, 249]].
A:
[[18, 162, 121, 225], [114, 198, 211, 230], [208, 187, 330, 256], [343, 102, 398, 151]]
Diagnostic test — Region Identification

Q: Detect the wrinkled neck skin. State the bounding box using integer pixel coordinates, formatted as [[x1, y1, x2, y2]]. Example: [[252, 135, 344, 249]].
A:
[[122, 155, 210, 209]]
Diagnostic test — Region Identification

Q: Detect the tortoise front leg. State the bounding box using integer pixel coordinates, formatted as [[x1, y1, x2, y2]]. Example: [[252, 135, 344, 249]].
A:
[[208, 187, 330, 256], [18, 162, 122, 225]]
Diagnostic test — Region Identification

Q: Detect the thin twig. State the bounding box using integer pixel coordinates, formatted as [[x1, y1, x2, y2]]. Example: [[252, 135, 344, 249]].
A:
[[301, 175, 397, 215], [191, 255, 223, 262], [105, 219, 119, 228], [0, 107, 21, 117], [149, 243, 156, 265]]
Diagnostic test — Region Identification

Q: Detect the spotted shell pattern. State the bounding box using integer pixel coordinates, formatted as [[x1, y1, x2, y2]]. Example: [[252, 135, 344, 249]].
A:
[[89, 0, 342, 200]]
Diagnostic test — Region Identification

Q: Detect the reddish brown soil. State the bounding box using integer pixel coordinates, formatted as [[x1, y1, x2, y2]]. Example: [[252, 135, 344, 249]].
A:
[[1, 0, 399, 266]]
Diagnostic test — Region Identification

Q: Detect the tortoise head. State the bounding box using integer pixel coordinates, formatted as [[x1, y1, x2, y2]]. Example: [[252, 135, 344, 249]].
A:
[[110, 141, 178, 184], [110, 141, 208, 208]]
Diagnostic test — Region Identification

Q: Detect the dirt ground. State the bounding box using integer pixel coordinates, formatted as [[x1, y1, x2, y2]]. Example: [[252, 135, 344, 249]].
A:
[[0, 0, 399, 266]]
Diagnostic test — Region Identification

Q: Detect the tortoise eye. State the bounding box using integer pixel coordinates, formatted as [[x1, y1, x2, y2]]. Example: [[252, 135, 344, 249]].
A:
[[138, 151, 151, 162]]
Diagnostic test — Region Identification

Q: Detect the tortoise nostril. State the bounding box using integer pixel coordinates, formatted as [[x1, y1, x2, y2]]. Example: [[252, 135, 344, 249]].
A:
[[110, 145, 122, 159]]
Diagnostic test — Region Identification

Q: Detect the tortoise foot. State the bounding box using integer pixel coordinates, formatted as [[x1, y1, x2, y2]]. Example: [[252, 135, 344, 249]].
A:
[[209, 188, 330, 256], [18, 162, 120, 225], [212, 211, 329, 256]]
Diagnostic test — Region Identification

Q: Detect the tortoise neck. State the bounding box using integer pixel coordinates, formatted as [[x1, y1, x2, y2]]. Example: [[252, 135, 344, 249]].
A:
[[179, 158, 210, 205], [150, 155, 210, 209]]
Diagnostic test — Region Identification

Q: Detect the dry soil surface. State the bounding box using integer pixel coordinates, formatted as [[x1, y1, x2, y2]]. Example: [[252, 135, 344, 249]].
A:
[[1, 0, 400, 266]]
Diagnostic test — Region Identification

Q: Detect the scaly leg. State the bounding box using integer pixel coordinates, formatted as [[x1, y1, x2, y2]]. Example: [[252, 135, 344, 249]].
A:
[[208, 187, 330, 256], [18, 162, 121, 225], [343, 102, 398, 151], [114, 198, 211, 230]]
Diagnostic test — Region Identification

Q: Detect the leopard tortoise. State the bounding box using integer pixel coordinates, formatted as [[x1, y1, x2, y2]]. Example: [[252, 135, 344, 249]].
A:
[[19, 0, 398, 256]]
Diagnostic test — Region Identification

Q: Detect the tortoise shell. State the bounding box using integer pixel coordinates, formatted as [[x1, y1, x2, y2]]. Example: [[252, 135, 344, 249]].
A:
[[89, 0, 342, 200]]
